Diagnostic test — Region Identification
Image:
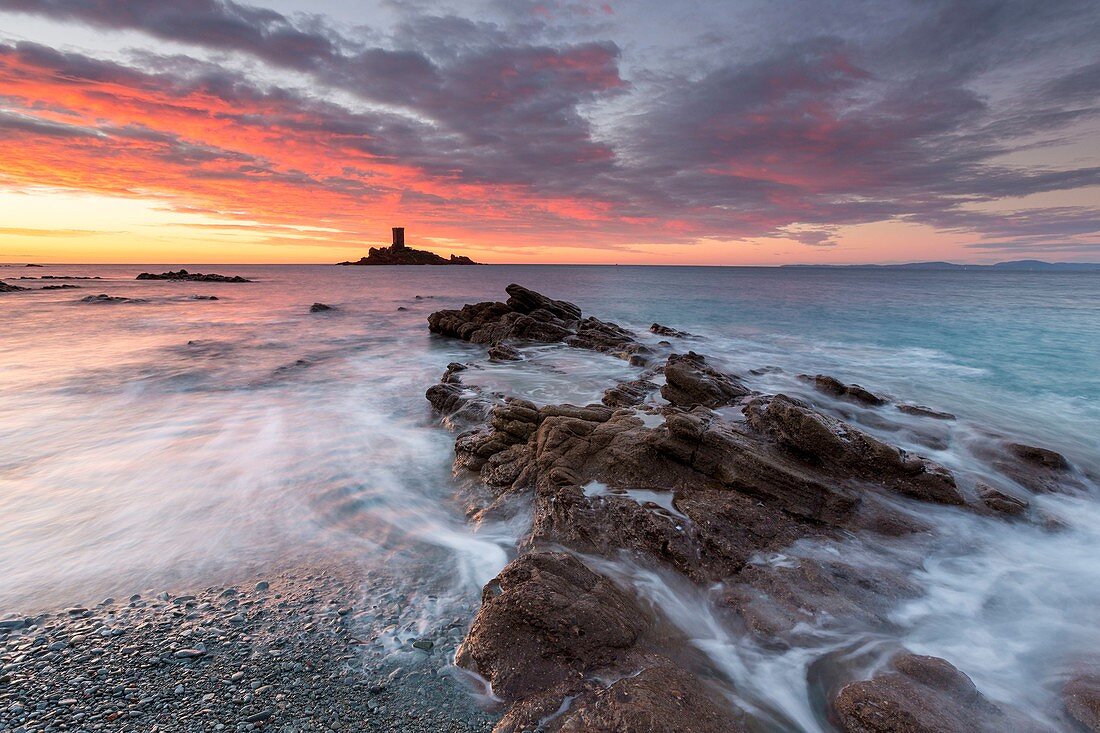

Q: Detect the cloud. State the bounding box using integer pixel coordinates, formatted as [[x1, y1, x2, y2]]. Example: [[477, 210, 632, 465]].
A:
[[0, 0, 1098, 257]]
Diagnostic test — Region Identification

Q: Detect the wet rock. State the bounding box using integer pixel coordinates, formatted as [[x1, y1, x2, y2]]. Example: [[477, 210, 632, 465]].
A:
[[1064, 673, 1100, 732], [724, 559, 921, 640], [428, 284, 643, 361], [556, 661, 749, 733], [991, 442, 1080, 494], [505, 283, 581, 321], [602, 378, 657, 408], [0, 280, 28, 293], [661, 352, 749, 408], [650, 323, 693, 338], [488, 343, 522, 361], [40, 283, 82, 290], [456, 552, 648, 701], [896, 404, 955, 420], [832, 653, 1019, 733], [309, 302, 334, 312], [136, 269, 251, 282], [976, 482, 1029, 516], [744, 394, 963, 505], [802, 374, 886, 406]]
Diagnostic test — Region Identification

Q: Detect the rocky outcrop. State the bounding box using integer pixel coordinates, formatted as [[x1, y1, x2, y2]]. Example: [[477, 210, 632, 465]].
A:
[[0, 280, 28, 292], [421, 285, 1082, 732], [832, 653, 1047, 733], [428, 284, 647, 362], [309, 302, 334, 312], [137, 270, 251, 282]]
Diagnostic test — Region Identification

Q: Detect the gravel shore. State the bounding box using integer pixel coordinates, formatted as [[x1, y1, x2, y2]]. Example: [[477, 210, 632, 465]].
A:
[[0, 562, 498, 732]]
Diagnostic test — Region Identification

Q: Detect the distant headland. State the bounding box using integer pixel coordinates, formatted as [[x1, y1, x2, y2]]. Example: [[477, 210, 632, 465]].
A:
[[337, 228, 479, 266], [780, 259, 1100, 271]]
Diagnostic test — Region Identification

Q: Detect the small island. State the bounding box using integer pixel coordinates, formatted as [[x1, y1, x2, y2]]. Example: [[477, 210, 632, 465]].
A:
[[337, 228, 479, 266]]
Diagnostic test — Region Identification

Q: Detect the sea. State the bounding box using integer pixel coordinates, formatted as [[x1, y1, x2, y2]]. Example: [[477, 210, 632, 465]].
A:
[[2, 263, 1098, 731]]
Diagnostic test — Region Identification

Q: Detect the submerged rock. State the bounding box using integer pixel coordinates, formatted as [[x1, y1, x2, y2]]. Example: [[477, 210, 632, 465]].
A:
[[309, 302, 334, 312], [802, 374, 887, 406], [80, 294, 146, 304], [0, 280, 29, 292], [650, 323, 693, 338], [487, 343, 521, 361]]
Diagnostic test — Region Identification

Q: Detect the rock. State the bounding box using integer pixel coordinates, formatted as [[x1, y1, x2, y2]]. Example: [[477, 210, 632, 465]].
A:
[[991, 442, 1080, 494], [427, 284, 643, 361], [309, 302, 334, 312], [723, 559, 921, 640], [412, 639, 434, 651], [504, 283, 582, 321], [40, 284, 82, 290], [801, 374, 886, 406], [832, 653, 1019, 733], [0, 280, 29, 293], [555, 661, 749, 733], [602, 379, 657, 408], [896, 404, 955, 420], [136, 270, 251, 282], [650, 323, 693, 338], [173, 648, 205, 659], [254, 581, 269, 591], [397, 306, 408, 311], [488, 343, 522, 361], [80, 294, 145, 304], [661, 352, 749, 408], [976, 482, 1028, 516], [455, 552, 648, 701], [744, 394, 963, 505], [1064, 673, 1100, 732]]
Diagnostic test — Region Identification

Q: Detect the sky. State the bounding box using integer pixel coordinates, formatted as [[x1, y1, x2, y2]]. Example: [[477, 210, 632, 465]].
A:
[[0, 0, 1098, 265]]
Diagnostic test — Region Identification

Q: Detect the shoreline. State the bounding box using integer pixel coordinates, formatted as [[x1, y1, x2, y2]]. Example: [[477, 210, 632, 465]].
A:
[[0, 559, 498, 732]]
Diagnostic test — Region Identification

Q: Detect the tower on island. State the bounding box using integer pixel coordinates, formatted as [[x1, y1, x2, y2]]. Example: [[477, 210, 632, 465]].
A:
[[392, 227, 406, 250]]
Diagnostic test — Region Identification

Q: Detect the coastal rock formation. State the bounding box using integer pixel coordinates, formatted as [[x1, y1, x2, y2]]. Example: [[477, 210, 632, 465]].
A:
[[137, 270, 252, 283], [422, 285, 1080, 732], [310, 302, 335, 312], [0, 280, 28, 292]]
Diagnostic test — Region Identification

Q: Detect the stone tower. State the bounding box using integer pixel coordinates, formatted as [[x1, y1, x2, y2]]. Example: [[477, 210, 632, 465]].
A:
[[392, 227, 406, 250]]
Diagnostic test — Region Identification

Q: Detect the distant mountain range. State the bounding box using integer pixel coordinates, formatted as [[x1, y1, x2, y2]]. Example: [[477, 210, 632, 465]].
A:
[[780, 259, 1100, 271]]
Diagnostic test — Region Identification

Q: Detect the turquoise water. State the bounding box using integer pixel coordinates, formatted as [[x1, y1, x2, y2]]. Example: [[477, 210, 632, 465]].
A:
[[1, 263, 1098, 730]]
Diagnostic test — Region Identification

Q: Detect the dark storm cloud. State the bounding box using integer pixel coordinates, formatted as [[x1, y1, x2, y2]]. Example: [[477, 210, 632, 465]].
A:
[[1, 0, 1099, 251]]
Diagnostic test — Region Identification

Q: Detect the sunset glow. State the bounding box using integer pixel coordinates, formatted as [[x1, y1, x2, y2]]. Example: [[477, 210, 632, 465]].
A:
[[1, 1, 1098, 264]]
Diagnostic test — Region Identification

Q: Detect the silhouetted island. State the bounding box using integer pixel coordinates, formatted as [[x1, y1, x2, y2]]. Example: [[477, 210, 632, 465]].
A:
[[337, 228, 479, 266]]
